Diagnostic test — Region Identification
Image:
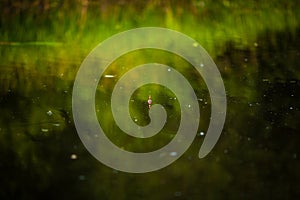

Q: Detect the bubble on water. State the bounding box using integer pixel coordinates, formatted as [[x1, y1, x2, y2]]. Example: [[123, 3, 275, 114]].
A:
[[174, 191, 182, 197], [70, 154, 78, 160], [193, 42, 199, 47], [254, 42, 258, 47], [52, 123, 60, 127], [41, 128, 49, 132], [262, 79, 269, 82], [199, 131, 205, 136], [46, 110, 53, 116], [188, 104, 191, 108], [78, 175, 86, 181], [244, 58, 248, 62], [134, 118, 138, 122], [170, 152, 178, 157], [167, 68, 171, 72], [289, 107, 293, 110], [293, 153, 297, 159], [200, 63, 204, 67]]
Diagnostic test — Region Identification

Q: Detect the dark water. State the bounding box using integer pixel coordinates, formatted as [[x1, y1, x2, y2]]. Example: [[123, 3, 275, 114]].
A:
[[1, 18, 300, 200]]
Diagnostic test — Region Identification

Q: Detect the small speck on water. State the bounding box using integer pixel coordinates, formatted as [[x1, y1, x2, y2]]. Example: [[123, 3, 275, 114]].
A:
[[41, 128, 49, 132], [46, 110, 53, 116], [262, 78, 269, 82], [200, 63, 204, 67], [170, 152, 178, 157], [199, 131, 205, 136], [70, 154, 78, 160], [134, 118, 138, 122], [193, 42, 199, 47], [52, 123, 60, 127], [167, 68, 171, 72], [289, 107, 294, 110], [254, 42, 258, 47]]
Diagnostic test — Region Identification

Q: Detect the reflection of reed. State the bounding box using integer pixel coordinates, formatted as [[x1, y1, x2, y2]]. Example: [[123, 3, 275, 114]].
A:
[[79, 0, 89, 28]]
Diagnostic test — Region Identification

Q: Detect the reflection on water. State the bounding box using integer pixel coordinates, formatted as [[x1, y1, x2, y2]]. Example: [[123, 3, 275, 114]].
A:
[[1, 3, 300, 200]]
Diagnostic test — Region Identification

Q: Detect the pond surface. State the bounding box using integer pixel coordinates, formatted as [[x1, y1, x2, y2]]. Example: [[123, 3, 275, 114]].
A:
[[1, 1, 300, 199]]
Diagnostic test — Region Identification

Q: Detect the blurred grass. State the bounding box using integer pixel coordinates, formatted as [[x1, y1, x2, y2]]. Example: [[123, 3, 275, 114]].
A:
[[1, 0, 299, 75]]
